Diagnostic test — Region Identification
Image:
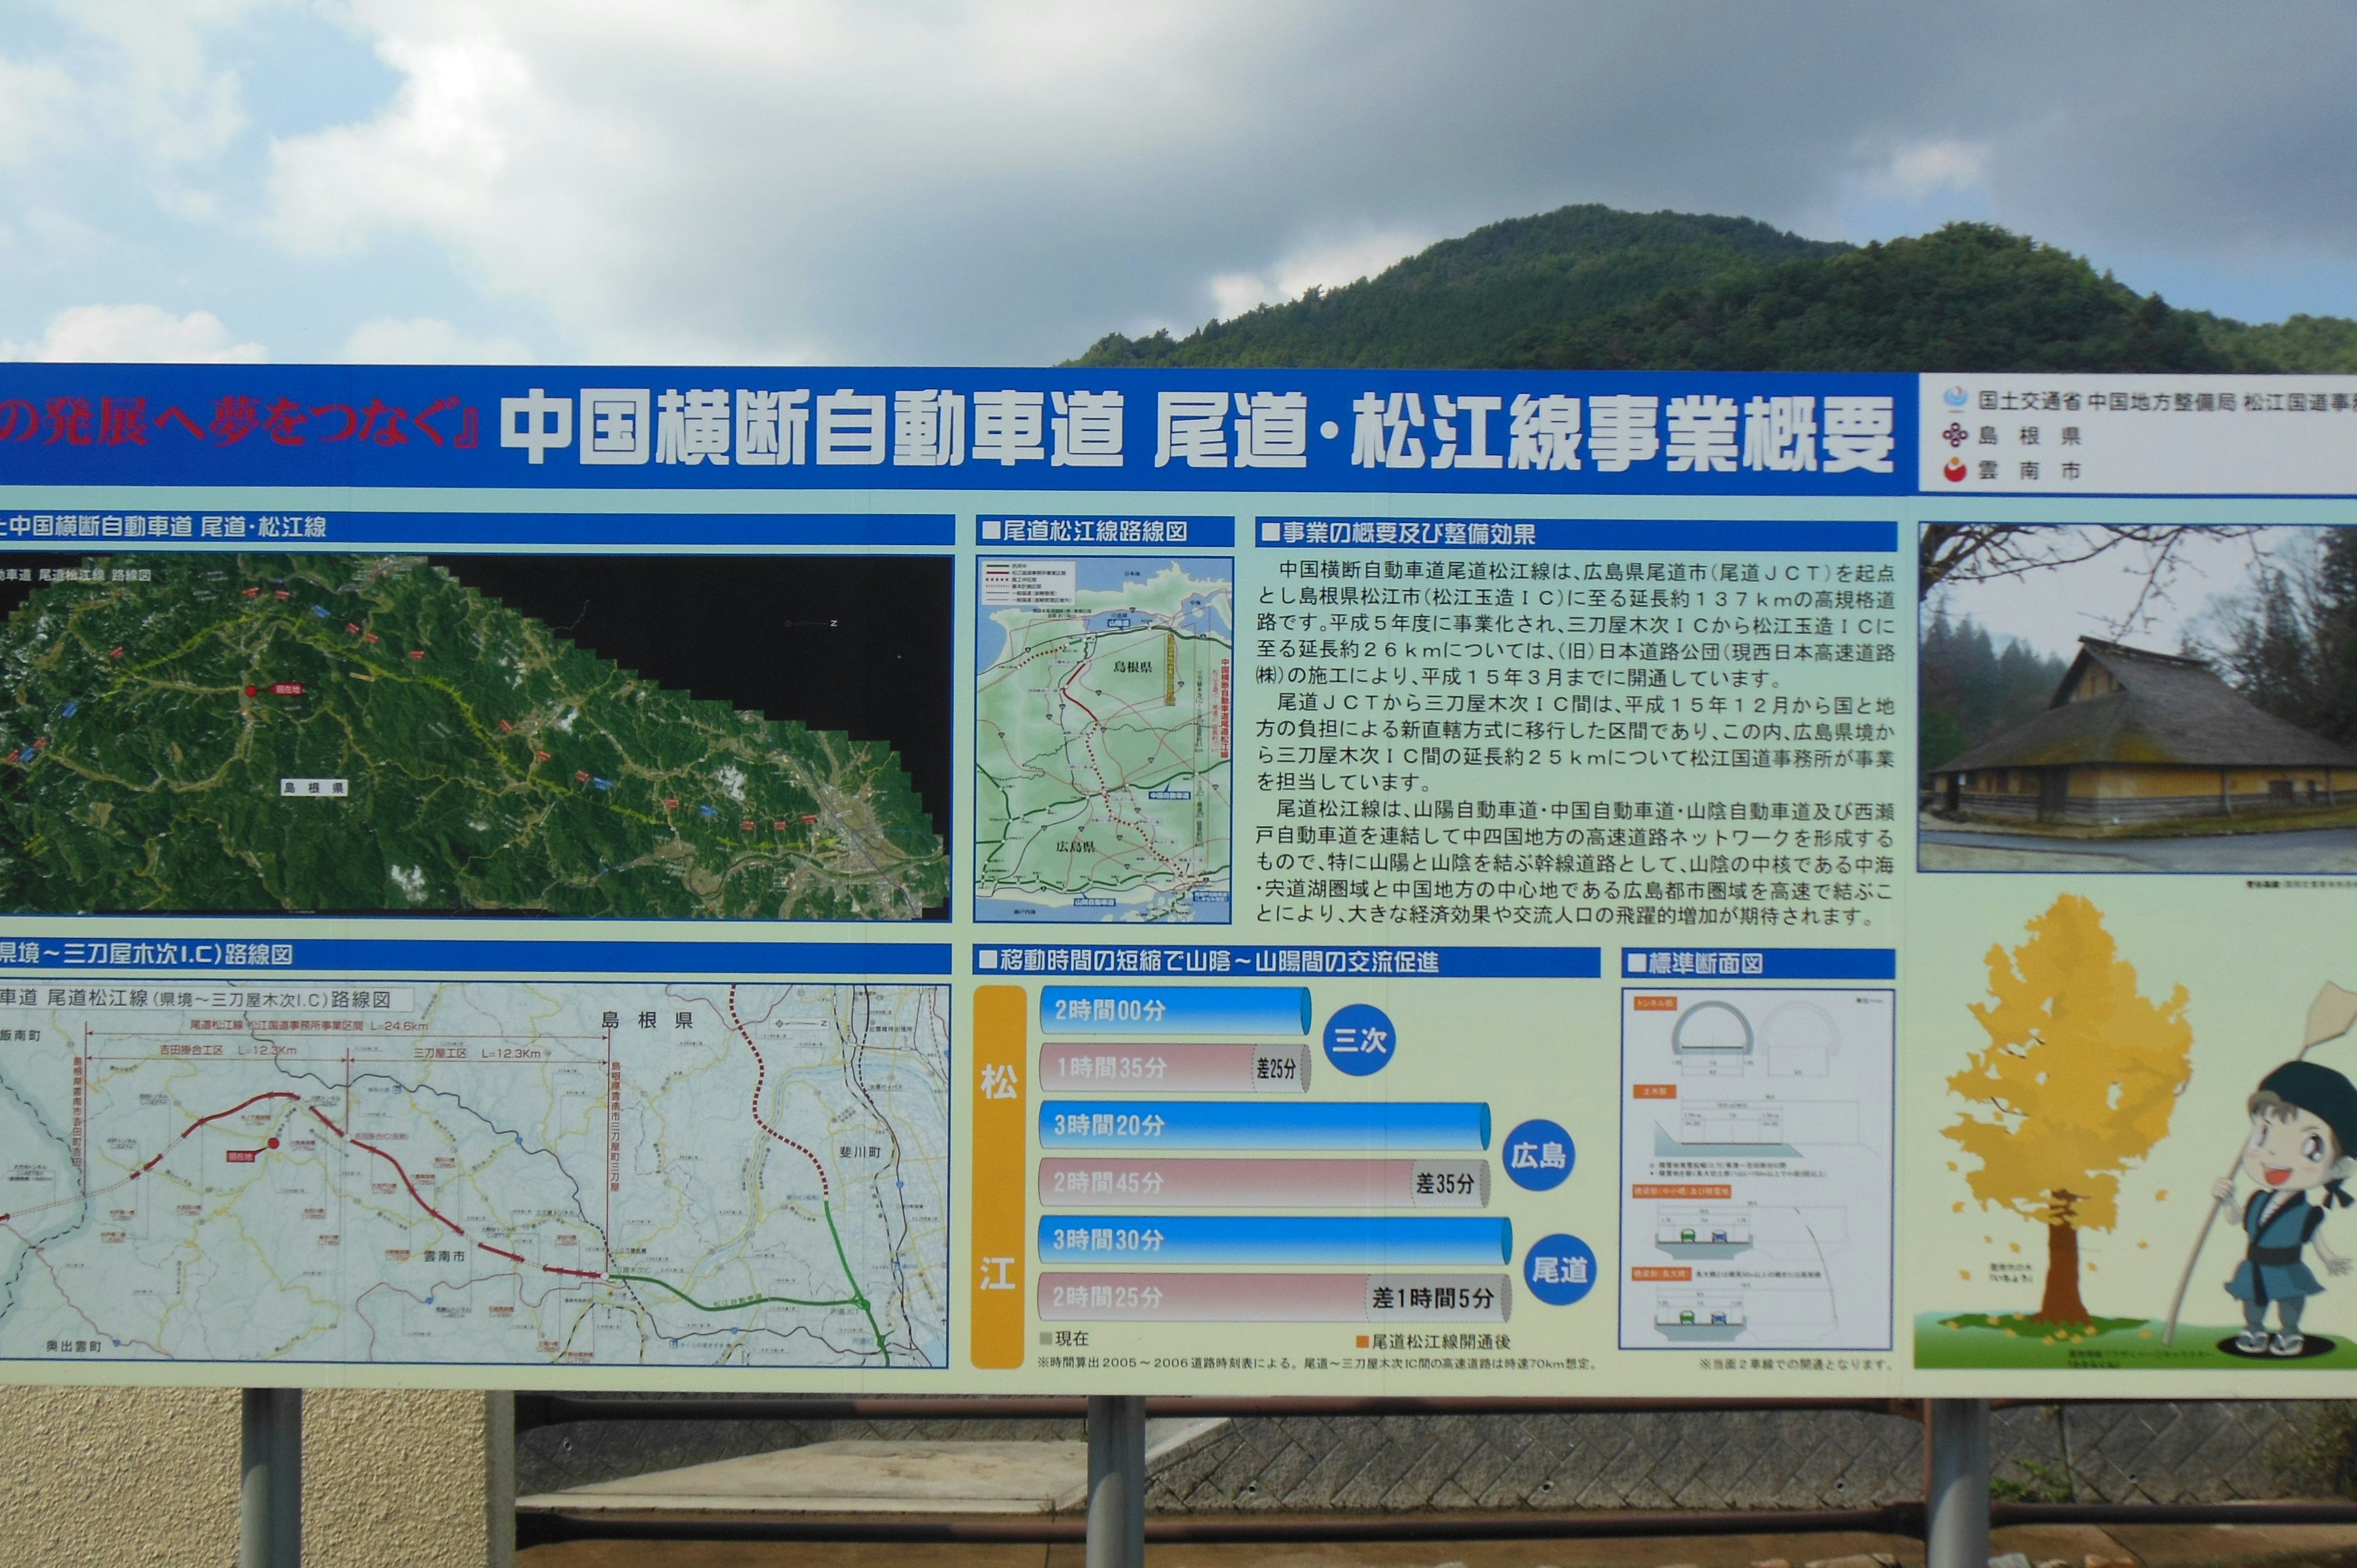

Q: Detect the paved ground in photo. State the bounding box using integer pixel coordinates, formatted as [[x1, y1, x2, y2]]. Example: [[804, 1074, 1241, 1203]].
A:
[[1919, 825, 2357, 873], [516, 1520, 2357, 1568]]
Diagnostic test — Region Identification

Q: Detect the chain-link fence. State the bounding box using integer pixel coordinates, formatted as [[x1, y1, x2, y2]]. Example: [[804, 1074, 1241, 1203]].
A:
[[521, 1400, 2354, 1509]]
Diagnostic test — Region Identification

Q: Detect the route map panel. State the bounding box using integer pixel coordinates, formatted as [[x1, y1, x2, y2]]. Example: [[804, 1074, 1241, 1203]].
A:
[[0, 979, 948, 1367], [975, 556, 1232, 924]]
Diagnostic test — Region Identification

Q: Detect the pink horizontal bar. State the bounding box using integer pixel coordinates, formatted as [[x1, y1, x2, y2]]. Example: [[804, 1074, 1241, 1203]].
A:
[[1039, 1042, 1311, 1093], [1039, 1271, 1511, 1322], [1039, 1157, 1487, 1208]]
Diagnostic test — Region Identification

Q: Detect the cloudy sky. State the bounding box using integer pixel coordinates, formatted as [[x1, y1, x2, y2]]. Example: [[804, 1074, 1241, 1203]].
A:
[[2, 1, 2355, 366], [1932, 527, 2288, 666]]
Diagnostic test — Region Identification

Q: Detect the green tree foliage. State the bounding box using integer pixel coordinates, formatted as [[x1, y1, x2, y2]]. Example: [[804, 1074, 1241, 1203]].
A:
[[1500, 225, 2224, 372], [2199, 312, 2357, 373], [1070, 206, 2353, 374], [1919, 605, 2067, 772], [1069, 206, 1842, 368], [2204, 531, 2357, 744]]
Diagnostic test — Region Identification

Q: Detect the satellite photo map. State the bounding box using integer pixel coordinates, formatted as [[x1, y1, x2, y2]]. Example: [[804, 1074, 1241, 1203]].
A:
[[0, 554, 948, 919]]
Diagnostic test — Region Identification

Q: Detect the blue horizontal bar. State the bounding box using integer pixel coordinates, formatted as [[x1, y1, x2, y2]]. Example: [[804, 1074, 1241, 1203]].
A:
[[978, 515, 1234, 547], [1621, 946, 1895, 981], [1042, 985, 1312, 1035], [0, 367, 1913, 495], [349, 512, 954, 546], [0, 937, 953, 976], [1041, 1100, 1490, 1151], [1255, 518, 1898, 553], [0, 512, 956, 549], [981, 944, 1598, 979], [1039, 1214, 1513, 1267]]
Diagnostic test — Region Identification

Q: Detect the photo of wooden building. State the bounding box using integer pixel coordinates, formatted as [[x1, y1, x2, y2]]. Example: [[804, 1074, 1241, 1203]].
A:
[[1927, 637, 2357, 826]]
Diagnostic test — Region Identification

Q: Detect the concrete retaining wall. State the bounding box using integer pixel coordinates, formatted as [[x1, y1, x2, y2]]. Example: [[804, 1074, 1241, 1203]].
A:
[[0, 1387, 507, 1568], [0, 1387, 2342, 1565]]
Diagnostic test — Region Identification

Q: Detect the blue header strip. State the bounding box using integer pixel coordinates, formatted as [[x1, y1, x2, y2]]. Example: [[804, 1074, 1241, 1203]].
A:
[[0, 510, 954, 549], [979, 944, 1599, 978], [0, 368, 1912, 496], [0, 937, 951, 976], [1256, 519, 1896, 553], [1620, 947, 1896, 981], [980, 515, 1233, 547]]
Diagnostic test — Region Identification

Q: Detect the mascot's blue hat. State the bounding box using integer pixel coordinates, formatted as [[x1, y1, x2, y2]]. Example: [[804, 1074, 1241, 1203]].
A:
[[2258, 1060, 2357, 1207]]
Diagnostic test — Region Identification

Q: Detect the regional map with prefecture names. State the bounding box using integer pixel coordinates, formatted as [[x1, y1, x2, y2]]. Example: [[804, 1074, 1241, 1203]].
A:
[[0, 980, 948, 1367], [975, 557, 1233, 924]]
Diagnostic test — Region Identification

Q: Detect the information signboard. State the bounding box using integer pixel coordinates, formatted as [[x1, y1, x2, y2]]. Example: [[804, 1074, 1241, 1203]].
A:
[[0, 366, 2351, 1396]]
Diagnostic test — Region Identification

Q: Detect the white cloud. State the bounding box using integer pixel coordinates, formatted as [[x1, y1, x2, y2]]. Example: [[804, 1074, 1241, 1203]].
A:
[[0, 2, 2350, 362], [1206, 228, 1435, 322], [258, 0, 1320, 360], [0, 53, 80, 169], [341, 315, 530, 363], [1879, 137, 1991, 201], [0, 303, 266, 361]]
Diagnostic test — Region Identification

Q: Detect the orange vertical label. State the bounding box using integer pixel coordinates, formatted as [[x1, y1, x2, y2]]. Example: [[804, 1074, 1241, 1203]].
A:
[[971, 986, 1028, 1369]]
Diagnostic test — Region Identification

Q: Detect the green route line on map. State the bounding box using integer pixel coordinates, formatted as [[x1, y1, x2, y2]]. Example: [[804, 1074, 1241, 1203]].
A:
[[608, 1275, 862, 1314], [608, 1202, 891, 1365], [825, 1199, 891, 1367]]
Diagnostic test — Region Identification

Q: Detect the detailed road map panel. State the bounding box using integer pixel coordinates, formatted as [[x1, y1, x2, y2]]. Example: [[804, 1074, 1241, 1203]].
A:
[[974, 557, 1232, 923], [0, 554, 947, 919], [0, 980, 949, 1368]]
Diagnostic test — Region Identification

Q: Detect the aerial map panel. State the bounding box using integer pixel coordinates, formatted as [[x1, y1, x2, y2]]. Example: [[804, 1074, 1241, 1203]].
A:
[[0, 555, 947, 919]]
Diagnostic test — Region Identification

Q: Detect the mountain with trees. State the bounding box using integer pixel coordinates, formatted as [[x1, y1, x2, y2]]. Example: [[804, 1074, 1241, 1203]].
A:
[[2199, 530, 2357, 746], [1069, 206, 1841, 369], [1919, 608, 2069, 774], [1072, 207, 2357, 373]]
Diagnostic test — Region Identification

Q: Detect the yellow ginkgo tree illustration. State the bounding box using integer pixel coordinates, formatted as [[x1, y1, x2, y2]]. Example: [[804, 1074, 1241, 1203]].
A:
[[1946, 894, 2194, 1324]]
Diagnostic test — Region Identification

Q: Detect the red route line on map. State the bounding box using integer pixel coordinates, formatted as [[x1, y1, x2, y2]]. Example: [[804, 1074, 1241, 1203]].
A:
[[0, 1094, 573, 1281], [180, 1091, 301, 1138], [308, 1106, 465, 1237], [1, 1088, 304, 1224], [1050, 646, 1194, 887], [726, 983, 830, 1198]]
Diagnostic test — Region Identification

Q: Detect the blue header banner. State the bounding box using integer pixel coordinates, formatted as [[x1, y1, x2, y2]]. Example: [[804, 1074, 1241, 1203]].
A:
[[0, 937, 953, 976], [1620, 946, 1897, 981], [1255, 518, 1898, 552], [0, 509, 954, 548], [0, 368, 1913, 496], [978, 944, 1600, 978]]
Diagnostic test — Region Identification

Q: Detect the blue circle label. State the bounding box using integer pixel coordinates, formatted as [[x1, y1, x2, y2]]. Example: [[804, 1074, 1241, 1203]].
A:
[[1523, 1234, 1597, 1306], [1501, 1119, 1574, 1191], [1321, 1003, 1396, 1077]]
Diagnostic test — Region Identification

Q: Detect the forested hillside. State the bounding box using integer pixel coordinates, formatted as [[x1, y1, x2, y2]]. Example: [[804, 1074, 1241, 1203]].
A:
[[1919, 609, 2069, 774], [2202, 532, 2357, 746], [1072, 207, 2357, 373]]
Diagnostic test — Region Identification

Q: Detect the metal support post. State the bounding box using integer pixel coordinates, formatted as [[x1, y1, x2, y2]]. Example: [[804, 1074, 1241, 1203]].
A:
[[486, 1391, 517, 1568], [1085, 1394, 1146, 1568], [240, 1386, 303, 1568], [1925, 1396, 1991, 1568]]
